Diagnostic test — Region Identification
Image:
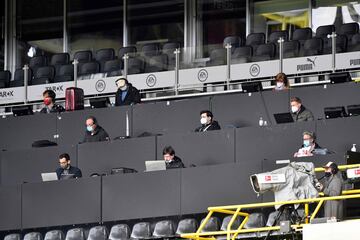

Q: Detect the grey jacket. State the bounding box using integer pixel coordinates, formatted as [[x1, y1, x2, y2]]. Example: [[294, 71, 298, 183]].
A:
[[291, 105, 314, 122], [323, 172, 343, 220]]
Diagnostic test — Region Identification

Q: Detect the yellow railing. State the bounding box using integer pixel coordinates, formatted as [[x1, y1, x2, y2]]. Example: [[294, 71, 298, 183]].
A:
[[181, 164, 360, 240]]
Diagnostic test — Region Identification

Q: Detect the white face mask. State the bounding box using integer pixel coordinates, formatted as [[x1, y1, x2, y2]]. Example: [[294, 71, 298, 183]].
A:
[[276, 82, 284, 88], [200, 117, 208, 125], [291, 106, 299, 113], [120, 85, 128, 91]]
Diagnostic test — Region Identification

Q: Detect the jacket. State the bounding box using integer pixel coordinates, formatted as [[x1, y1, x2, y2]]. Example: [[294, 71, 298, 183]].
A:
[[323, 172, 343, 220], [195, 120, 221, 132], [56, 165, 82, 179], [115, 83, 141, 106], [166, 156, 185, 169], [40, 104, 65, 114], [82, 125, 110, 143], [291, 105, 314, 122]]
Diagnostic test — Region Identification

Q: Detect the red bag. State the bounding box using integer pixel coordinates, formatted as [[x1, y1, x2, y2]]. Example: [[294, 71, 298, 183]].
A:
[[65, 87, 84, 111]]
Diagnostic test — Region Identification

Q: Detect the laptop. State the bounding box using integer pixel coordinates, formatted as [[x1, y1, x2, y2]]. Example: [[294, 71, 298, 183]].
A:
[[145, 160, 167, 172], [41, 172, 58, 182], [274, 112, 294, 124]]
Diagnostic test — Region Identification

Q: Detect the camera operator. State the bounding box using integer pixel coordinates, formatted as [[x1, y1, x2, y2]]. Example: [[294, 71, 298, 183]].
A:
[[316, 162, 343, 220]]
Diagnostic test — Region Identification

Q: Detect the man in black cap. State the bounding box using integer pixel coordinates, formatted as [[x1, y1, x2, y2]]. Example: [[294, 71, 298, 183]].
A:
[[318, 162, 343, 220], [114, 76, 141, 106]]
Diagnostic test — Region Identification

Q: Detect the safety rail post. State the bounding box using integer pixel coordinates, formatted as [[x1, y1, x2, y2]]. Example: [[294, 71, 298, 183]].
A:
[[225, 43, 232, 90], [328, 32, 337, 73], [23, 64, 29, 104], [278, 37, 284, 73], [226, 207, 241, 240], [123, 53, 129, 78], [174, 48, 180, 95], [305, 203, 309, 224], [73, 59, 78, 88]]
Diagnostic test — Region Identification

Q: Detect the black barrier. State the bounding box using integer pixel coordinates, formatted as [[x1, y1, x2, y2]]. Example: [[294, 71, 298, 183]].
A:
[[0, 185, 21, 231]]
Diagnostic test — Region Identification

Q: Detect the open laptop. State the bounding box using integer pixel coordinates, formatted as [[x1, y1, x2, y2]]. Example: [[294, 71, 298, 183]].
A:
[[145, 160, 167, 172], [274, 112, 294, 124], [41, 172, 58, 182]]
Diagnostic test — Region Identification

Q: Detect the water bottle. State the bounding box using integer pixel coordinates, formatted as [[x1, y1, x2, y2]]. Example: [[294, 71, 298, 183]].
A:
[[351, 144, 357, 152], [259, 117, 264, 126]]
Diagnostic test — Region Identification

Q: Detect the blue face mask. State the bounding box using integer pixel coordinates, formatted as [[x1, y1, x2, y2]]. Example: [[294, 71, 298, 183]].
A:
[[86, 126, 93, 132], [303, 140, 311, 147]]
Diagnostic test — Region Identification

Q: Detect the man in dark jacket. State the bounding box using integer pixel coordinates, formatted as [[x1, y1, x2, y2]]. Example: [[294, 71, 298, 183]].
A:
[[56, 153, 82, 179], [294, 131, 329, 157], [290, 97, 314, 122], [40, 90, 65, 114], [115, 77, 141, 106], [82, 116, 110, 143], [195, 110, 221, 132], [318, 162, 343, 220], [163, 146, 185, 169]]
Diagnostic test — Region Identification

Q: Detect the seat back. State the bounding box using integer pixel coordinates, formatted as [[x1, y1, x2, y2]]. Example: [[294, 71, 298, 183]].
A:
[[208, 48, 227, 66], [24, 232, 43, 240], [246, 33, 265, 46], [51, 53, 70, 65], [108, 224, 130, 240], [244, 213, 266, 229], [283, 40, 300, 58], [87, 226, 108, 240], [65, 228, 85, 240], [316, 25, 335, 38], [220, 215, 242, 231], [0, 70, 11, 88], [232, 46, 253, 63], [33, 66, 55, 85], [142, 43, 160, 56], [4, 234, 21, 240], [303, 37, 323, 56], [200, 217, 220, 232], [119, 46, 137, 59], [79, 61, 100, 75], [269, 31, 289, 43], [74, 50, 92, 63], [152, 220, 175, 237], [44, 230, 65, 240], [144, 54, 168, 73], [176, 219, 198, 235], [292, 27, 312, 41], [130, 222, 151, 239], [223, 36, 242, 52]]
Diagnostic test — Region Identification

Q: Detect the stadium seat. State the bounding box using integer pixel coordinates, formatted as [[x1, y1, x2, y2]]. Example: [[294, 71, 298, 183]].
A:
[[4, 234, 21, 240], [323, 34, 348, 54], [144, 54, 168, 73], [29, 56, 48, 73], [337, 22, 359, 39], [244, 213, 266, 229], [208, 48, 227, 66], [223, 36, 243, 52], [220, 215, 242, 231], [87, 226, 108, 240], [246, 33, 265, 52], [24, 232, 43, 240], [252, 43, 276, 61], [152, 220, 175, 238], [32, 66, 55, 85], [268, 30, 289, 43], [348, 33, 360, 51], [108, 224, 131, 240], [175, 219, 198, 235], [54, 64, 74, 82], [200, 217, 220, 232], [292, 27, 312, 42], [118, 46, 137, 59], [162, 42, 181, 70], [315, 25, 335, 39], [44, 230, 65, 240], [95, 48, 115, 72], [79, 61, 100, 76], [127, 57, 145, 74], [283, 40, 300, 58], [10, 68, 33, 87], [231, 46, 252, 63], [51, 53, 70, 66], [65, 228, 85, 240], [130, 222, 152, 239], [302, 37, 323, 56], [104, 59, 123, 77], [141, 43, 160, 56], [0, 70, 11, 88], [74, 50, 93, 63]]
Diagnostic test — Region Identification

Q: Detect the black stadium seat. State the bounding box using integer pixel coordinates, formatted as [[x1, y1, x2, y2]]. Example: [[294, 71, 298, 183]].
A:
[[87, 226, 108, 240], [283, 40, 300, 58], [162, 42, 181, 70], [32, 66, 55, 85], [119, 46, 137, 59], [323, 34, 348, 54], [337, 22, 359, 37], [74, 50, 92, 63], [127, 57, 145, 74], [302, 37, 323, 56], [232, 46, 252, 63], [142, 43, 160, 56], [44, 230, 65, 240], [292, 27, 312, 42], [10, 68, 33, 87], [268, 30, 288, 43], [349, 33, 360, 51], [176, 219, 198, 235], [104, 59, 122, 77], [0, 70, 11, 88], [252, 42, 276, 61], [246, 32, 265, 52], [51, 53, 70, 66], [54, 64, 74, 82], [65, 228, 85, 240], [152, 220, 175, 238], [108, 224, 131, 240], [223, 35, 243, 52], [79, 61, 100, 76], [96, 48, 115, 72], [144, 54, 168, 73], [315, 25, 335, 39], [29, 55, 48, 72], [208, 48, 226, 66], [130, 222, 152, 239]]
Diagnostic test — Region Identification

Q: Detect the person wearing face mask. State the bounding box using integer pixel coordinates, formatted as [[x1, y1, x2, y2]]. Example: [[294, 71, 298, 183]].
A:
[[163, 146, 185, 169], [40, 90, 65, 114], [114, 77, 141, 106], [81, 116, 110, 143], [317, 162, 343, 220], [290, 97, 314, 122], [294, 131, 329, 157], [273, 72, 290, 91], [55, 153, 82, 180], [195, 110, 221, 132]]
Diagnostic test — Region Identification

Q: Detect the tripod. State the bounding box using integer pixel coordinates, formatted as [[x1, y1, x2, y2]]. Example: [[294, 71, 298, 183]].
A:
[[264, 204, 302, 240]]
